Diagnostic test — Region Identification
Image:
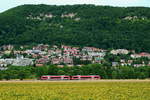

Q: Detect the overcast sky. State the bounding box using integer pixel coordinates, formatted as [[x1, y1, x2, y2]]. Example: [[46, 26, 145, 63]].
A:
[[0, 0, 150, 12]]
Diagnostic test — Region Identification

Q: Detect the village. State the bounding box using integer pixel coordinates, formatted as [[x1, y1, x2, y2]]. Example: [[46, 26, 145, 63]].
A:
[[0, 44, 150, 69]]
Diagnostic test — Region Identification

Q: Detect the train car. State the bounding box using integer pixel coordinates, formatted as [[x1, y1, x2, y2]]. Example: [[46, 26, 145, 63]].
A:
[[41, 75, 70, 80], [71, 75, 101, 80]]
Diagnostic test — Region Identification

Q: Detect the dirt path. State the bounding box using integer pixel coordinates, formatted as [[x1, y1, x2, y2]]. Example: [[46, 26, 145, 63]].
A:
[[0, 79, 150, 83]]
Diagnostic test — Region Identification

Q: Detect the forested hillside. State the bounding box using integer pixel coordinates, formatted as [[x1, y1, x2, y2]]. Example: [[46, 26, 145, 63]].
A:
[[0, 4, 150, 52]]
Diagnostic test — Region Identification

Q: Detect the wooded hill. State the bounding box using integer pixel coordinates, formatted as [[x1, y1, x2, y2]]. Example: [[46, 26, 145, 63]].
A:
[[0, 4, 150, 52]]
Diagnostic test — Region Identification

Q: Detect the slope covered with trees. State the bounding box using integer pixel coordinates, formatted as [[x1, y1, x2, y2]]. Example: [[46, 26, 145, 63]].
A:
[[0, 4, 150, 52]]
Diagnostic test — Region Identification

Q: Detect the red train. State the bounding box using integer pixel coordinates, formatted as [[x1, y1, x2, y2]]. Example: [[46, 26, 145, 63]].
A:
[[71, 75, 100, 80], [41, 75, 70, 80], [41, 75, 101, 80]]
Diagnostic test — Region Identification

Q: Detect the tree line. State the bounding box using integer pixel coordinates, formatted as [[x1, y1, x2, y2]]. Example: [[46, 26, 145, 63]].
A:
[[0, 64, 150, 80]]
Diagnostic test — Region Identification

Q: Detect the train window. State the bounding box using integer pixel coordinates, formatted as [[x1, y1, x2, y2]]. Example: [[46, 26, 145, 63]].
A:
[[73, 77, 78, 78], [64, 77, 69, 78], [52, 76, 61, 77], [51, 77, 61, 79], [42, 77, 48, 78], [81, 77, 91, 79]]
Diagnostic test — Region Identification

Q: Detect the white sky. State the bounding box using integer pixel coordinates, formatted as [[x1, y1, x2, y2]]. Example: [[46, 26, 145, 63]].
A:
[[0, 0, 150, 12]]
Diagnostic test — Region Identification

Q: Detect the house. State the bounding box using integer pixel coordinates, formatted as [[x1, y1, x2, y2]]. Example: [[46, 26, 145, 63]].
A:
[[131, 52, 150, 59], [93, 56, 103, 64], [148, 62, 150, 66], [12, 58, 33, 66], [120, 59, 125, 63], [82, 47, 101, 52], [33, 44, 49, 51], [45, 13, 53, 18], [110, 49, 129, 55], [13, 50, 24, 55], [62, 45, 80, 56], [0, 59, 14, 66], [36, 58, 49, 64], [139, 52, 150, 58], [48, 49, 62, 57], [55, 49, 62, 56], [4, 50, 11, 54], [74, 18, 80, 21], [35, 64, 44, 67], [112, 62, 119, 66], [121, 63, 127, 66], [2, 45, 14, 51], [25, 50, 32, 55], [63, 57, 73, 64], [57, 65, 64, 68], [0, 67, 7, 70], [127, 60, 133, 66], [81, 55, 92, 61], [88, 52, 105, 57], [32, 50, 42, 54], [124, 16, 138, 20], [82, 47, 106, 57], [131, 54, 141, 58], [51, 58, 62, 64], [133, 64, 145, 67], [32, 54, 39, 58], [81, 47, 106, 64], [61, 13, 76, 18]]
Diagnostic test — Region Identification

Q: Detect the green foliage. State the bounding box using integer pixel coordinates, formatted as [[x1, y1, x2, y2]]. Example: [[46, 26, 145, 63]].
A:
[[1, 66, 33, 80], [112, 71, 117, 79], [35, 66, 48, 77], [0, 64, 150, 80], [0, 5, 150, 52], [18, 70, 31, 80]]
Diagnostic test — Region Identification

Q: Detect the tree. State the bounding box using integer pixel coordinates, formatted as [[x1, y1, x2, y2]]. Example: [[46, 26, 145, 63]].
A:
[[18, 70, 30, 80], [3, 71, 12, 80], [35, 66, 48, 78], [57, 70, 65, 75], [111, 71, 117, 79], [138, 72, 147, 79], [0, 71, 4, 80], [47, 65, 59, 75]]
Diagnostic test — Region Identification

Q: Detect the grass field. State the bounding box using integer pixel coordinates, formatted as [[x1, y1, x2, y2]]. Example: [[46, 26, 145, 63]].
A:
[[0, 80, 150, 100]]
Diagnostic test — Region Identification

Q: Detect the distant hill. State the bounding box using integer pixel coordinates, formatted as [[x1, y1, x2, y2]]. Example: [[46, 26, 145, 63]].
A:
[[0, 4, 150, 52]]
